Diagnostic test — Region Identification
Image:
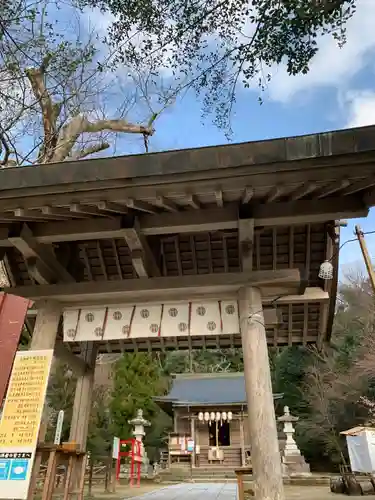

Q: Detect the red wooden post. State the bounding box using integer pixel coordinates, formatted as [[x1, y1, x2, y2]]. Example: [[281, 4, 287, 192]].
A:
[[130, 439, 135, 487], [136, 441, 141, 487], [0, 293, 30, 403]]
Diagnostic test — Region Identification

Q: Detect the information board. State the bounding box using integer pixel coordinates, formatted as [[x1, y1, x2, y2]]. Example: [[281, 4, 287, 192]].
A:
[[0, 350, 54, 499]]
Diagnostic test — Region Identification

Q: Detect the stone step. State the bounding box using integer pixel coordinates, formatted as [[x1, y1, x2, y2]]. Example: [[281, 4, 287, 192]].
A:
[[159, 473, 332, 486]]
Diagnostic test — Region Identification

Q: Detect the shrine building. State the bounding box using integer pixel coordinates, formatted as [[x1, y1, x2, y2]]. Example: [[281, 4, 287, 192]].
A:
[[154, 372, 284, 470]]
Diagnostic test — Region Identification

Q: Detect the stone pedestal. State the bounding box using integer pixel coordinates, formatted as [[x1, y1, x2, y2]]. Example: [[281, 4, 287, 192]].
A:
[[278, 406, 311, 476]]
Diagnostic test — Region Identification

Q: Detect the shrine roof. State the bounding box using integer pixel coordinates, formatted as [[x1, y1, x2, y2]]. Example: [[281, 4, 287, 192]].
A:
[[154, 372, 283, 412], [2, 124, 375, 353]]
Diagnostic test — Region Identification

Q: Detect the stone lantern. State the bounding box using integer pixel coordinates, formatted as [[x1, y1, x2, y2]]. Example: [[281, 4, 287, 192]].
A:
[[278, 406, 310, 476], [128, 409, 151, 474]]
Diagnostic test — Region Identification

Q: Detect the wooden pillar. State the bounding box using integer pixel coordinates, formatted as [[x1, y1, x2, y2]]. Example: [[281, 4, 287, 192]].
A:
[[239, 415, 245, 467], [28, 301, 61, 500], [69, 341, 97, 449], [30, 300, 61, 349], [190, 415, 196, 468], [239, 286, 284, 500], [173, 410, 178, 433]]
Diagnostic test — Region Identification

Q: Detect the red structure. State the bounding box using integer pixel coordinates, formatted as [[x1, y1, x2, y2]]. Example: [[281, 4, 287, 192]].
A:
[[0, 293, 30, 403], [116, 439, 142, 487]]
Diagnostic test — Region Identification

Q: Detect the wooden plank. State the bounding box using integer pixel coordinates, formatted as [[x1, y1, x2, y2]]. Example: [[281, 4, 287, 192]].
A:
[[3, 268, 303, 303]]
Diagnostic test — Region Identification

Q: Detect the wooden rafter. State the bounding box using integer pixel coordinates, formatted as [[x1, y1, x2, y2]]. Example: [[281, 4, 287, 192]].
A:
[[8, 224, 74, 284], [122, 219, 160, 277]]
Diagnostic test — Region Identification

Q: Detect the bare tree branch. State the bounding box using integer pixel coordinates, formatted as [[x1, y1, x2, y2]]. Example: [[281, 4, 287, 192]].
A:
[[0, 127, 11, 166], [50, 115, 154, 163], [25, 59, 62, 162], [68, 141, 110, 160]]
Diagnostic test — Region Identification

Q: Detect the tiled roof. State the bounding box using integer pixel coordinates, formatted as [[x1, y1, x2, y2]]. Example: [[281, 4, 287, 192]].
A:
[[156, 372, 283, 406]]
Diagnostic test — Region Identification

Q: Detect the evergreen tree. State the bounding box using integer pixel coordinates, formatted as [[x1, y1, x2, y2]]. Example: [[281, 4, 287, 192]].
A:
[[110, 353, 167, 441]]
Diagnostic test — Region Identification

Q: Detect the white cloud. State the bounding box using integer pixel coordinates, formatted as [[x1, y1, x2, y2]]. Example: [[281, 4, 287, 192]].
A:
[[267, 0, 375, 102], [344, 91, 375, 127]]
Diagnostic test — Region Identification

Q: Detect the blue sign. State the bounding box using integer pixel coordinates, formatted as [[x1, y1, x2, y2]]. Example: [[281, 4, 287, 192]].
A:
[[9, 460, 29, 481], [0, 459, 11, 480]]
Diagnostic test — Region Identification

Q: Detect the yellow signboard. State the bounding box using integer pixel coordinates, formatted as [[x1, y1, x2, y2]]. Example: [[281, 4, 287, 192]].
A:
[[0, 350, 53, 448]]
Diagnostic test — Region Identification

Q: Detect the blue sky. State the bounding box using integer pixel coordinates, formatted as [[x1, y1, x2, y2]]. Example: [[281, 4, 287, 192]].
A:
[[114, 0, 375, 276], [23, 0, 375, 275]]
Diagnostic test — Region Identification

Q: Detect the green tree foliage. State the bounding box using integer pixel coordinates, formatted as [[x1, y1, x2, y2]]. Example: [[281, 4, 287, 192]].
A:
[[46, 362, 76, 443], [276, 272, 375, 470], [110, 353, 168, 442], [46, 361, 112, 457], [273, 346, 312, 416], [160, 348, 243, 375], [82, 0, 356, 130]]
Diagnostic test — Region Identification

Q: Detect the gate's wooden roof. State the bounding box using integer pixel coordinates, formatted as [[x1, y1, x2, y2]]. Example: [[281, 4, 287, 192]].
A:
[[1, 124, 375, 353]]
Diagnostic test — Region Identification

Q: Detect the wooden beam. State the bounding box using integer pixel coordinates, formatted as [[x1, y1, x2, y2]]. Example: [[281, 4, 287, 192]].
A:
[[266, 185, 282, 203], [155, 196, 179, 212], [54, 340, 90, 375], [3, 268, 303, 303], [141, 204, 238, 234], [13, 208, 59, 221], [215, 190, 224, 207], [42, 206, 90, 219], [341, 176, 375, 197], [314, 179, 350, 199], [70, 203, 113, 218], [185, 194, 200, 209], [249, 195, 368, 226], [289, 182, 317, 201], [26, 257, 55, 285], [263, 308, 283, 326], [239, 219, 254, 272], [8, 224, 75, 284], [0, 195, 367, 248], [362, 187, 375, 207], [241, 187, 254, 204], [97, 201, 129, 214], [125, 198, 157, 214], [271, 287, 329, 304], [122, 219, 160, 277]]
